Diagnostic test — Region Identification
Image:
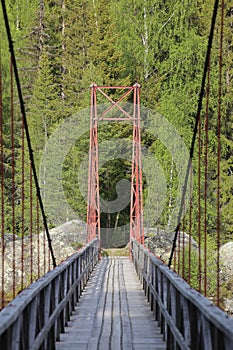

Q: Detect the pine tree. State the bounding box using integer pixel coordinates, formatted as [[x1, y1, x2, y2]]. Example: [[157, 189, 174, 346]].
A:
[[28, 49, 61, 164]]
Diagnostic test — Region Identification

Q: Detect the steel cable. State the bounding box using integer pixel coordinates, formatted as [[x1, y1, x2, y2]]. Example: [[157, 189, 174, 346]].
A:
[[216, 0, 224, 306], [1, 0, 56, 268], [168, 0, 220, 268]]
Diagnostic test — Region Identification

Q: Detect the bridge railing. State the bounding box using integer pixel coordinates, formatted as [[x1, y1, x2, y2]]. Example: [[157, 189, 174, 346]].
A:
[[0, 239, 99, 350], [131, 238, 233, 350]]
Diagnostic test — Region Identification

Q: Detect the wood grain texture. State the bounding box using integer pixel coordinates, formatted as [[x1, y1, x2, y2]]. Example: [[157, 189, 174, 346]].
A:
[[56, 257, 166, 350]]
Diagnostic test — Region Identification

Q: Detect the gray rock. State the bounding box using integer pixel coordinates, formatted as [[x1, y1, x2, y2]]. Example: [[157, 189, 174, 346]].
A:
[[220, 242, 233, 279], [220, 242, 233, 316], [0, 220, 87, 294], [144, 228, 198, 262], [224, 298, 233, 316]]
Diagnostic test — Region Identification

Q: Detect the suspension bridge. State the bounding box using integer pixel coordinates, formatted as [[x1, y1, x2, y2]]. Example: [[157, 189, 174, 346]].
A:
[[1, 0, 233, 349]]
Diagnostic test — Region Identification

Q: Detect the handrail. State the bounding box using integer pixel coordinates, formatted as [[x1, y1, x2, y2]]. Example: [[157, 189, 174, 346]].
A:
[[131, 238, 233, 350], [0, 239, 99, 350]]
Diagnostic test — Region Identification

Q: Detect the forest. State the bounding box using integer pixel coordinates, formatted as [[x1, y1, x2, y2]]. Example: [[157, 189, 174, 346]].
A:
[[0, 0, 232, 249]]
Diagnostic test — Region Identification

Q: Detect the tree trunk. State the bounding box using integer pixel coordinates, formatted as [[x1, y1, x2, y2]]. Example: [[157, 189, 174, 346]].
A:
[[142, 1, 149, 81]]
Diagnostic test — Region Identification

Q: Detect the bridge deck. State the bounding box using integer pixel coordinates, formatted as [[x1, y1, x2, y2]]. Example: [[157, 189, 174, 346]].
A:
[[56, 257, 166, 350]]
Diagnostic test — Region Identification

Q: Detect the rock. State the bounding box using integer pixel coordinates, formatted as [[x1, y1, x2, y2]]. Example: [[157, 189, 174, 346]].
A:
[[220, 242, 233, 316], [224, 299, 233, 316], [0, 220, 87, 294], [48, 219, 87, 252], [220, 242, 233, 279], [144, 228, 198, 262]]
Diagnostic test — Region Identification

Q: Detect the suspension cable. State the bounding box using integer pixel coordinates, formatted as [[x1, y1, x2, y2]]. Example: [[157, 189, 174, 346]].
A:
[[204, 58, 211, 297], [1, 0, 56, 268], [10, 56, 16, 297], [0, 44, 5, 310], [216, 0, 224, 307], [168, 0, 220, 268]]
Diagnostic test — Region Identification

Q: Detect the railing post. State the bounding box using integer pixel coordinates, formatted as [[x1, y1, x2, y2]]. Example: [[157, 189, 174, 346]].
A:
[[131, 237, 233, 350]]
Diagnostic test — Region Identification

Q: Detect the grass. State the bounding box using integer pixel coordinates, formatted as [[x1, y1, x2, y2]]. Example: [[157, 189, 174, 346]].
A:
[[101, 246, 129, 257]]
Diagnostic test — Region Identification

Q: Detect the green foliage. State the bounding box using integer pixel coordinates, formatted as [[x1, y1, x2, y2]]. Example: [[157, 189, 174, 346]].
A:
[[178, 235, 223, 300], [70, 241, 83, 250], [28, 49, 62, 163]]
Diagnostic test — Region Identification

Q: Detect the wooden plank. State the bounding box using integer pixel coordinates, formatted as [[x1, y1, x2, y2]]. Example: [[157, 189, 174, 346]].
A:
[[109, 258, 121, 350], [96, 258, 113, 350], [56, 257, 166, 350], [123, 258, 166, 349], [119, 258, 133, 350]]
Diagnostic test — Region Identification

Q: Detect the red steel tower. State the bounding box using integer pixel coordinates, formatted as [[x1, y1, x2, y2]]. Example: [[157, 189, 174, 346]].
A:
[[86, 83, 144, 245]]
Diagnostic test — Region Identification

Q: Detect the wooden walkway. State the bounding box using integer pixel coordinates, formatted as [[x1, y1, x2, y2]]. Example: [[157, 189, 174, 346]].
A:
[[56, 257, 166, 350]]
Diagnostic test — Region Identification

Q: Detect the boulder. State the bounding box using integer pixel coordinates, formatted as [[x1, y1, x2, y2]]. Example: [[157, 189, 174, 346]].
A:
[[220, 242, 233, 316], [0, 220, 87, 294], [144, 228, 198, 262], [220, 242, 233, 279]]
